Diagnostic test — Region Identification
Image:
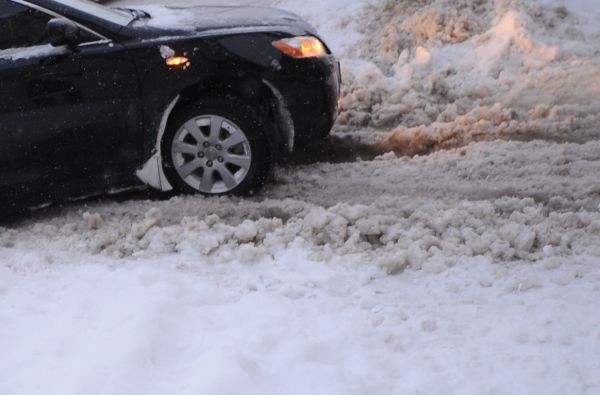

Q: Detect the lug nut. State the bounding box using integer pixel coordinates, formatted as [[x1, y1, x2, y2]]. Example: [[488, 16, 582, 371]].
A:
[[217, 156, 224, 163], [206, 160, 213, 167], [216, 144, 222, 150], [198, 152, 205, 158], [203, 141, 210, 147]]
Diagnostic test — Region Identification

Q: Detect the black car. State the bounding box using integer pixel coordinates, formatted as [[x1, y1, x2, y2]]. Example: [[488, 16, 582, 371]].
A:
[[0, 0, 340, 205]]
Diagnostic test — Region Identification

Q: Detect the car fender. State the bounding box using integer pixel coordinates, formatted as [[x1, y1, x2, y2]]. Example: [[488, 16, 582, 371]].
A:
[[262, 79, 295, 153]]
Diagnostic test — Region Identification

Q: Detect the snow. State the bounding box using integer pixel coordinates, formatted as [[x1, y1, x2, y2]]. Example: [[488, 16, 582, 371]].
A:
[[133, 4, 313, 34], [2, 0, 600, 393], [346, 0, 600, 141], [158, 44, 175, 59], [0, 44, 67, 60], [2, 251, 599, 395], [113, 0, 369, 54]]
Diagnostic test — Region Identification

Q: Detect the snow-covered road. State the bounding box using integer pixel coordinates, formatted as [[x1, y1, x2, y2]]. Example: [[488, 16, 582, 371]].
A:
[[2, 247, 599, 394], [1, 0, 600, 393]]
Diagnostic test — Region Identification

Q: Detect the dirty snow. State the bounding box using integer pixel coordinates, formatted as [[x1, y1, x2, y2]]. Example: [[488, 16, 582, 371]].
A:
[[2, 0, 600, 394], [339, 0, 600, 154]]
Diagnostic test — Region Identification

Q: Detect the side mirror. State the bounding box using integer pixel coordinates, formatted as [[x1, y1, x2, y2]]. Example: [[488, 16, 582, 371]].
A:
[[47, 18, 80, 48]]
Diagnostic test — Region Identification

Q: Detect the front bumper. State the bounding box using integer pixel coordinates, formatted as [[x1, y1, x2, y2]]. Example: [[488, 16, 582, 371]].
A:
[[269, 54, 341, 143]]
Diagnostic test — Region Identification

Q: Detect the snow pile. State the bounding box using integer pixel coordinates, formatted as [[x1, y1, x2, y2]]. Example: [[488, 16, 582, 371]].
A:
[[338, 0, 600, 154], [7, 139, 600, 275], [21, 194, 600, 273], [373, 0, 492, 64]]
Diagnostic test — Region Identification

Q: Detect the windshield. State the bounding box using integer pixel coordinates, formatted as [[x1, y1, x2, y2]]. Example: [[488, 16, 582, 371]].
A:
[[52, 0, 133, 25]]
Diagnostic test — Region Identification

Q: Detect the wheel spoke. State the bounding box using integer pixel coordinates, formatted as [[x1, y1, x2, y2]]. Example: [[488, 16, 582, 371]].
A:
[[221, 130, 246, 150], [216, 164, 237, 189], [209, 116, 224, 143], [172, 140, 198, 155], [224, 153, 251, 169], [183, 120, 207, 145], [177, 158, 202, 178], [200, 168, 214, 191], [172, 114, 252, 193]]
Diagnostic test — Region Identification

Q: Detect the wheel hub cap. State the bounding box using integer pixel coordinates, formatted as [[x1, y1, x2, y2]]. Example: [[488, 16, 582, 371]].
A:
[[205, 146, 219, 161]]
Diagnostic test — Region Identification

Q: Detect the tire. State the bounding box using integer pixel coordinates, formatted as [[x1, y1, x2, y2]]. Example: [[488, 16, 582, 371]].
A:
[[161, 95, 271, 196]]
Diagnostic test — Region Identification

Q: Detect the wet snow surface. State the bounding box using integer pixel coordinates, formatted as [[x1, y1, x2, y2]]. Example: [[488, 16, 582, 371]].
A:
[[2, 0, 600, 394]]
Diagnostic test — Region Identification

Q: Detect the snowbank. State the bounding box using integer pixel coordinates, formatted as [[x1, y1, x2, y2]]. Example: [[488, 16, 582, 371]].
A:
[[338, 0, 600, 154]]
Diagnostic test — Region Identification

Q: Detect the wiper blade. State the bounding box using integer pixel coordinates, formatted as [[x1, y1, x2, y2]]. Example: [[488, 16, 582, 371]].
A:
[[114, 7, 150, 21]]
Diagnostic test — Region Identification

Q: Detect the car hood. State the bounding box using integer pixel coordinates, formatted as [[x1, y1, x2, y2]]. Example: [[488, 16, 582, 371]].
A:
[[130, 5, 317, 37]]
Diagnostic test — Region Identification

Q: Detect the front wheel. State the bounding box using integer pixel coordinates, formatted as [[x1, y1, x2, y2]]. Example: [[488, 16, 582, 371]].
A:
[[161, 96, 271, 196]]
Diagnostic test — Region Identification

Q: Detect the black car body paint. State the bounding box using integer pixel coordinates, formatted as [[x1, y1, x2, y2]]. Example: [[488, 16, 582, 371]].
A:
[[0, 0, 340, 206]]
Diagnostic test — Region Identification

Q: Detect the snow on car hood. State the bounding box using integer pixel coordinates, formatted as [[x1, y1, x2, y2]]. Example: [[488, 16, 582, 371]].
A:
[[133, 5, 316, 36]]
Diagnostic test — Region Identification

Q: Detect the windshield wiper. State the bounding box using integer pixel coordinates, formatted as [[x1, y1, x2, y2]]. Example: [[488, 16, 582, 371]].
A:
[[114, 7, 150, 21]]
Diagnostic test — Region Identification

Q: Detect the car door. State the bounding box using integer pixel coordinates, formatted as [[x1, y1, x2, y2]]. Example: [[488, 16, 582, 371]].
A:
[[0, 0, 142, 197]]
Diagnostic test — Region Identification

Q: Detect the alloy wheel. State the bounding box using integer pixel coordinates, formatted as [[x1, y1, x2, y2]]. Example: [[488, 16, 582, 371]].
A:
[[170, 115, 252, 194]]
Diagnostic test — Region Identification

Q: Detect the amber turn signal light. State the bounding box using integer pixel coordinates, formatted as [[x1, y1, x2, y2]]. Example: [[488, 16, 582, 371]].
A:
[[166, 56, 190, 69], [273, 36, 327, 59]]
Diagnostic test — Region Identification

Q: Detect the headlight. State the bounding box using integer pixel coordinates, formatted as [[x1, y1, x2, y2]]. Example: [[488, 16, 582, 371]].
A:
[[272, 36, 327, 59]]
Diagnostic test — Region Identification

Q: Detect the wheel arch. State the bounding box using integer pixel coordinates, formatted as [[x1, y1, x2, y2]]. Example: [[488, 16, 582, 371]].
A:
[[136, 73, 294, 191], [175, 74, 294, 155]]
